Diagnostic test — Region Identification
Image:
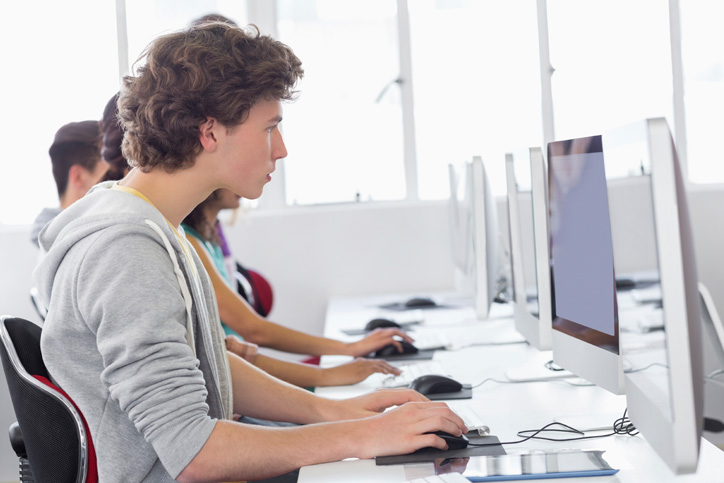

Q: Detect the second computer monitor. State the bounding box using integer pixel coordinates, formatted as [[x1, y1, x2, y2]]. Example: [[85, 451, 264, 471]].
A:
[[547, 135, 625, 394], [505, 148, 552, 350], [447, 156, 500, 320]]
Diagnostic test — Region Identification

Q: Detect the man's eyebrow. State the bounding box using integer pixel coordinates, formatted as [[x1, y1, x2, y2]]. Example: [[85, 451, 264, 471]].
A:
[[268, 115, 283, 124]]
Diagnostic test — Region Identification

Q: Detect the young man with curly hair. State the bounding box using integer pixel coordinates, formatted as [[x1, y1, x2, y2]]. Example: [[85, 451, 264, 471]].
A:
[[34, 21, 465, 482]]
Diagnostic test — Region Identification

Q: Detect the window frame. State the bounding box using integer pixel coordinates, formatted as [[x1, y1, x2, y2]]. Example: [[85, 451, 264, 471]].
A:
[[113, 0, 702, 213]]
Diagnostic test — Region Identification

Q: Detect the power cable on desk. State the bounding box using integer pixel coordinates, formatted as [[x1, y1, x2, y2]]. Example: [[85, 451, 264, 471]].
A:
[[465, 408, 638, 448]]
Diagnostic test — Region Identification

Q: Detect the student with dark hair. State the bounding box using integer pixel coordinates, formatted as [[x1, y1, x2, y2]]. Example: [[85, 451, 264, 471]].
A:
[[34, 22, 465, 482], [30, 120, 108, 246], [99, 92, 130, 182]]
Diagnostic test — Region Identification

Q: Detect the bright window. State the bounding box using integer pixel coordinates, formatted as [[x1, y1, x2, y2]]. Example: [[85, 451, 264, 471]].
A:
[[0, 0, 119, 225], [547, 0, 673, 141], [679, 0, 724, 184], [124, 0, 248, 68], [408, 0, 543, 198], [276, 0, 405, 205]]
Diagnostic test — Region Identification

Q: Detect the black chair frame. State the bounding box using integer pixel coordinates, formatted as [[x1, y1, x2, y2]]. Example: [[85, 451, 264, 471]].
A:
[[0, 315, 89, 483]]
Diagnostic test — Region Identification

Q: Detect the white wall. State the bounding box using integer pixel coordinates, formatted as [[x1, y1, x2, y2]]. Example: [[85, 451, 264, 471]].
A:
[[0, 186, 721, 480]]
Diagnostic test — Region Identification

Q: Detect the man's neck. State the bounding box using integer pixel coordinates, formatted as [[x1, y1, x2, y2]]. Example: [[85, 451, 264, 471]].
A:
[[119, 167, 214, 228]]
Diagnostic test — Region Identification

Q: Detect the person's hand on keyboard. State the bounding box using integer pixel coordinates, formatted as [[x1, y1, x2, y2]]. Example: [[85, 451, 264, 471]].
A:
[[318, 357, 401, 386]]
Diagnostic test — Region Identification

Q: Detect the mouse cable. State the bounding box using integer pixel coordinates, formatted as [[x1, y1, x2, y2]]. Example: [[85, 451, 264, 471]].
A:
[[544, 359, 566, 371], [707, 368, 724, 380], [465, 408, 637, 448], [470, 377, 513, 389], [624, 362, 668, 374], [471, 375, 595, 389]]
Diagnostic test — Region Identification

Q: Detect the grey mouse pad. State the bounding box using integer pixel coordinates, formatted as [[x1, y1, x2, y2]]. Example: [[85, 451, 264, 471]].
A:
[[368, 349, 437, 361], [342, 321, 421, 336], [375, 435, 506, 466], [424, 384, 472, 400], [377, 303, 453, 311]]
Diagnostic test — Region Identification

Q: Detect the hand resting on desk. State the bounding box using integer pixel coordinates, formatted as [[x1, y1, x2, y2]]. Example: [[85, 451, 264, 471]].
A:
[[319, 358, 402, 386]]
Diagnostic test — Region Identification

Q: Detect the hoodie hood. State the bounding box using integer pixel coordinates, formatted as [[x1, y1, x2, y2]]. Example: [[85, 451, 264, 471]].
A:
[[34, 181, 173, 309]]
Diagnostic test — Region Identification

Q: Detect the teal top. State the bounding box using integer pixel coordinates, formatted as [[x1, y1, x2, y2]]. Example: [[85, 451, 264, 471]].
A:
[[181, 223, 239, 338]]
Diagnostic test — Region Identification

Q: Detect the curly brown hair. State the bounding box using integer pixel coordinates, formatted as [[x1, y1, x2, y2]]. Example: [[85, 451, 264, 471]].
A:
[[118, 22, 303, 173]]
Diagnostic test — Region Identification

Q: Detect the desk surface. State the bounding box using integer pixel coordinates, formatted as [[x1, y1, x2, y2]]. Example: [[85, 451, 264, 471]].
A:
[[299, 293, 724, 483]]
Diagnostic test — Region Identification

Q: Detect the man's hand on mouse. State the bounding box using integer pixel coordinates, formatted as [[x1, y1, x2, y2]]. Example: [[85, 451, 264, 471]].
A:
[[344, 328, 415, 357], [345, 400, 467, 458]]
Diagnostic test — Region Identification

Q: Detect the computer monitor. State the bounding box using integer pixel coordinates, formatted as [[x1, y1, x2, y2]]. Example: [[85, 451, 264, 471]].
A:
[[505, 148, 552, 350], [604, 117, 703, 474], [700, 282, 724, 368], [448, 161, 476, 303], [547, 134, 625, 394], [447, 156, 501, 320]]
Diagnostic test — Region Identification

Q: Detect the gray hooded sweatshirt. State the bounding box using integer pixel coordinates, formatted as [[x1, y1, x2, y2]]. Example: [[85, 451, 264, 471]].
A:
[[33, 181, 233, 482]]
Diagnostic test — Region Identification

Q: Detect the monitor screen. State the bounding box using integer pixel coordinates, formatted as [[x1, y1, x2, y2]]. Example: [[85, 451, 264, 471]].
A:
[[549, 136, 617, 349], [547, 135, 624, 394]]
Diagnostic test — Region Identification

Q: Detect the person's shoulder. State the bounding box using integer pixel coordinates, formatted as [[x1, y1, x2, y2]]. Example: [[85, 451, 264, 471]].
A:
[[30, 207, 62, 246]]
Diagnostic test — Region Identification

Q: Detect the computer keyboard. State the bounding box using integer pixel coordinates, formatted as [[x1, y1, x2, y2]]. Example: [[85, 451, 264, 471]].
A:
[[407, 473, 469, 483], [410, 332, 451, 350], [451, 405, 490, 436], [631, 286, 662, 304], [637, 308, 664, 332], [621, 337, 666, 353], [380, 360, 449, 388]]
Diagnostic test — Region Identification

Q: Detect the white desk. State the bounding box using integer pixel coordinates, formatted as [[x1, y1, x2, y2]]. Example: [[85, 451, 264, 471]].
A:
[[299, 293, 724, 482]]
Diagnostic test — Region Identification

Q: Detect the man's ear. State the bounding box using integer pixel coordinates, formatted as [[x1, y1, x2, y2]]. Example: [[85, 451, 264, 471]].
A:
[[67, 164, 84, 187], [199, 118, 219, 152]]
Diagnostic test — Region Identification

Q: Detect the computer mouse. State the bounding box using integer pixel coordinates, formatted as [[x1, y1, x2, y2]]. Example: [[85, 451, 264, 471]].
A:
[[374, 341, 419, 358], [416, 431, 469, 452], [409, 374, 463, 395], [365, 318, 402, 331], [404, 296, 437, 308]]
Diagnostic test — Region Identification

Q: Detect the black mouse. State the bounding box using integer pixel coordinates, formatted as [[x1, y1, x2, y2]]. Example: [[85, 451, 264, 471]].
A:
[[365, 318, 401, 331], [374, 341, 419, 358], [416, 431, 469, 452], [404, 296, 437, 308], [409, 374, 463, 395]]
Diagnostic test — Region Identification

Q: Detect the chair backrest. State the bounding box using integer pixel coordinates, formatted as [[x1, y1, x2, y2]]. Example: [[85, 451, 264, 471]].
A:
[[247, 269, 274, 317], [235, 263, 274, 317], [0, 316, 95, 483]]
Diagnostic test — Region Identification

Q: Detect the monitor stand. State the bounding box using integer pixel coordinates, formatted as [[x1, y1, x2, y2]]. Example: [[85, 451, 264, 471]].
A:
[[504, 353, 577, 382]]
